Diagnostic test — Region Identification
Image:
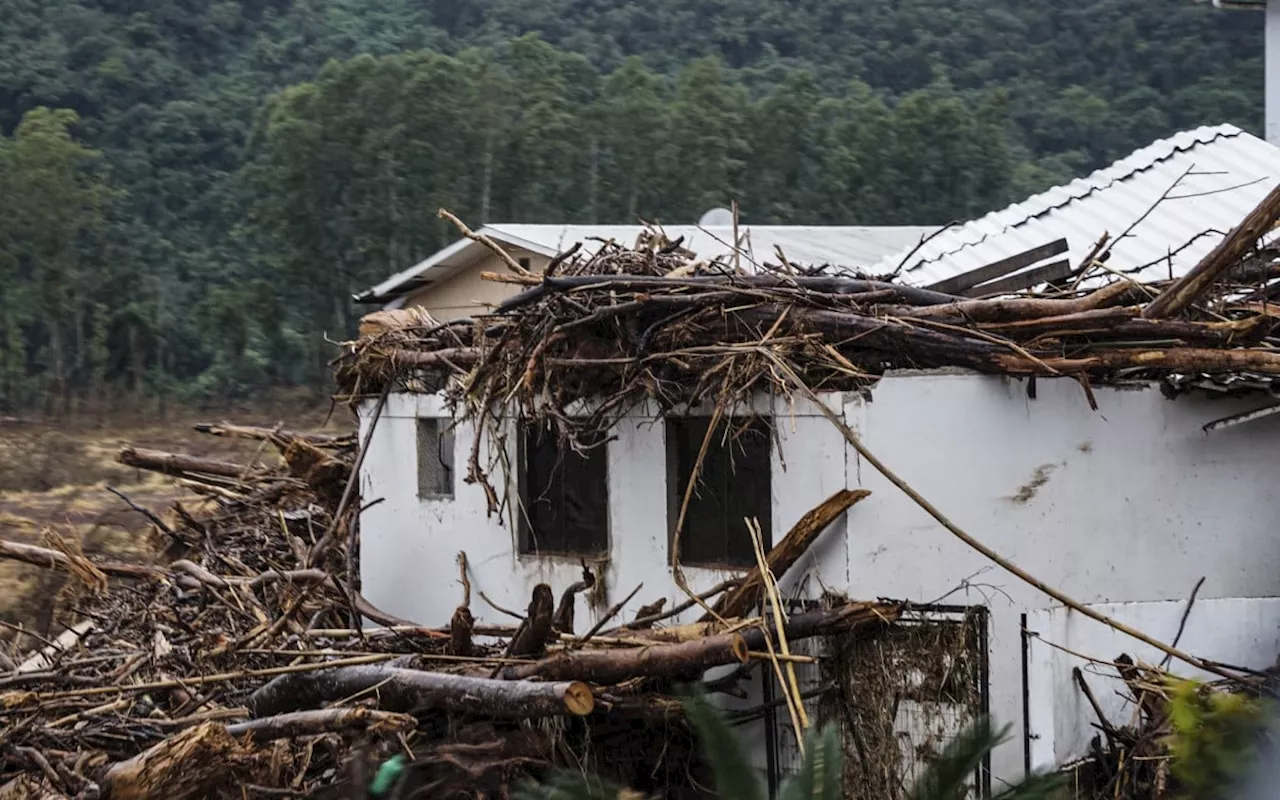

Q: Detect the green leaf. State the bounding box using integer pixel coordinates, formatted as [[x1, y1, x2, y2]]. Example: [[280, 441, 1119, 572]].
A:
[[680, 687, 767, 800], [907, 716, 1007, 800], [779, 724, 844, 800]]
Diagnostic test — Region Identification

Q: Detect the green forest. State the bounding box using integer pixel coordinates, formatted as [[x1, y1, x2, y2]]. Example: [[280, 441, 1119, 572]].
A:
[[0, 0, 1265, 411]]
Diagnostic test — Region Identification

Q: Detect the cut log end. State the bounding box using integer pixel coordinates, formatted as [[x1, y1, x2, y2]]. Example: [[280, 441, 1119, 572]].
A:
[[728, 634, 749, 664], [563, 681, 595, 716]]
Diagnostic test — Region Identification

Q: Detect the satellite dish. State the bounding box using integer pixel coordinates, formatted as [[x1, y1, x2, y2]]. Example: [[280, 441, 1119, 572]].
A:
[[698, 207, 735, 227]]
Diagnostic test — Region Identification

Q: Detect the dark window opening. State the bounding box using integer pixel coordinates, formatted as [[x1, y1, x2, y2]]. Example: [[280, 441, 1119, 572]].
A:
[[667, 417, 772, 568], [518, 422, 609, 556], [518, 256, 532, 271], [417, 418, 454, 499]]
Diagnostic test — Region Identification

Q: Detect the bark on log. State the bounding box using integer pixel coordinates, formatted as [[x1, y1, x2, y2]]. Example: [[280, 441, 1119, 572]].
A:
[[736, 601, 901, 652], [0, 538, 163, 581], [500, 633, 749, 683], [225, 707, 416, 742], [994, 345, 1280, 376], [117, 446, 256, 479], [102, 722, 258, 800], [193, 421, 354, 448], [247, 666, 594, 718], [496, 274, 965, 314], [976, 307, 1271, 346], [706, 488, 870, 621], [889, 280, 1135, 323], [625, 600, 902, 646], [1144, 182, 1280, 319]]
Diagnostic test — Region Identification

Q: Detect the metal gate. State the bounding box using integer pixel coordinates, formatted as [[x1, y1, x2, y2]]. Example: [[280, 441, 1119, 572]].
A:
[[769, 603, 990, 800]]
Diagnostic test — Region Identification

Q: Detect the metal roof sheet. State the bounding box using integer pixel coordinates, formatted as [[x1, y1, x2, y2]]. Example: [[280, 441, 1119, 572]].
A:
[[359, 223, 938, 302], [872, 124, 1280, 290]]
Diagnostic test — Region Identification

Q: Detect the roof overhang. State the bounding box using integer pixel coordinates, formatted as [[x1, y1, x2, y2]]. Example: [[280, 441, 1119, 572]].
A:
[[353, 228, 559, 305]]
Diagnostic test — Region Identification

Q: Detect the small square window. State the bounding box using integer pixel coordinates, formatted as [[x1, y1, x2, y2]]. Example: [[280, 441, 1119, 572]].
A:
[[518, 256, 532, 271], [667, 417, 772, 568], [416, 418, 454, 499], [518, 422, 609, 556]]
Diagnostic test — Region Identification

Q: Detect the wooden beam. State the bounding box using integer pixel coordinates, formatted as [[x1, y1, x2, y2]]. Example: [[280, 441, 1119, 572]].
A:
[[926, 239, 1069, 294], [962, 259, 1074, 297]]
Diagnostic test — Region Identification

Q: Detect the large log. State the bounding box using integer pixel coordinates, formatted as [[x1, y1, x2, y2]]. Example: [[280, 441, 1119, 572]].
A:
[[626, 600, 902, 646], [500, 634, 749, 683], [117, 446, 256, 479], [706, 488, 870, 621], [102, 722, 258, 800], [496, 274, 966, 314], [247, 666, 594, 718], [225, 707, 416, 743], [1143, 181, 1280, 319], [193, 421, 355, 448], [0, 538, 163, 581]]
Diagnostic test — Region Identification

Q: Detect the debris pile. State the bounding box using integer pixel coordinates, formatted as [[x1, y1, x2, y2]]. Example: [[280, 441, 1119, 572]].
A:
[[0, 423, 899, 798], [337, 188, 1280, 464], [1065, 656, 1276, 799]]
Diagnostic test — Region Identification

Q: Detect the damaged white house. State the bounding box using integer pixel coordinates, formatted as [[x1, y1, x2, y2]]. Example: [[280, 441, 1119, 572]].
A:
[[349, 125, 1280, 793]]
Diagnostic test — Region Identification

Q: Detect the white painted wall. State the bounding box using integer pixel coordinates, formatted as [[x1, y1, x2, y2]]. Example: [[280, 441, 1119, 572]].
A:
[[358, 372, 1280, 787], [1026, 598, 1280, 772]]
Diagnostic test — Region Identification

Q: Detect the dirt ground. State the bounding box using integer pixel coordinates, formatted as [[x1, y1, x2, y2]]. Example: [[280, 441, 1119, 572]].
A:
[[0, 399, 354, 650]]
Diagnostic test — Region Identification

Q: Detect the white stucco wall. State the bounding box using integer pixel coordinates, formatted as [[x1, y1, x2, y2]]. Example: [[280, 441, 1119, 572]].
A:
[[358, 372, 1280, 786], [1026, 598, 1280, 772]]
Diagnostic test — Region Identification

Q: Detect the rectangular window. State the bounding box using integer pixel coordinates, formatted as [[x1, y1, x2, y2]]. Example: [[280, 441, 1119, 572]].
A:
[[416, 418, 455, 499], [667, 417, 772, 568], [518, 422, 609, 556]]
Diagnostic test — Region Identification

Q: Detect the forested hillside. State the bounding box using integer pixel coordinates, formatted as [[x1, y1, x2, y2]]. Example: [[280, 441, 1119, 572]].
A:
[[0, 0, 1265, 410]]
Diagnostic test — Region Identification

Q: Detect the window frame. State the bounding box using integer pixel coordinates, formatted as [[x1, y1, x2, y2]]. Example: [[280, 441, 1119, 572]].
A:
[[516, 420, 610, 558], [665, 415, 773, 569], [415, 417, 455, 500]]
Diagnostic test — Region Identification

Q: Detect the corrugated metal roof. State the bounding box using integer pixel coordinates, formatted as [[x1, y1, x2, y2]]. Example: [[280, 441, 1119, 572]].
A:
[[360, 223, 938, 302], [872, 124, 1280, 289]]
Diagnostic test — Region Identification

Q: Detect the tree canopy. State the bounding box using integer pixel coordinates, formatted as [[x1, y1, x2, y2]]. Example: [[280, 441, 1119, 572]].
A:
[[0, 0, 1264, 410]]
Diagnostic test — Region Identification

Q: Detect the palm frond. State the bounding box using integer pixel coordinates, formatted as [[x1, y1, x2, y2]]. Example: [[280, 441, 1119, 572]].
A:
[[779, 723, 845, 800], [907, 716, 1007, 800], [680, 686, 768, 800]]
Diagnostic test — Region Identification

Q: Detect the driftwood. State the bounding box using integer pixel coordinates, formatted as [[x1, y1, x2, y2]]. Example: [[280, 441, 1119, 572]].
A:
[[102, 722, 258, 800], [707, 488, 870, 620], [500, 634, 749, 683], [193, 421, 354, 448], [117, 446, 257, 479], [225, 708, 417, 743], [1144, 181, 1280, 319], [552, 562, 595, 635], [247, 666, 595, 718]]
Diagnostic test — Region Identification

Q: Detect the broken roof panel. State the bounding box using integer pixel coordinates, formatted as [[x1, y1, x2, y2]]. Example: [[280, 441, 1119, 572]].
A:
[[874, 124, 1280, 290]]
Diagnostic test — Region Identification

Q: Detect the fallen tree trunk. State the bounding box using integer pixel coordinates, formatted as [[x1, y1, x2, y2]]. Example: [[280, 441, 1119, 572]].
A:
[[225, 707, 416, 743], [737, 600, 901, 652], [707, 488, 870, 621], [500, 633, 749, 683], [0, 538, 163, 581], [247, 666, 594, 718], [193, 421, 355, 448], [627, 600, 902, 646], [888, 279, 1135, 323], [102, 722, 258, 800], [1144, 181, 1280, 319], [977, 307, 1271, 346], [118, 446, 256, 479], [496, 274, 966, 314]]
